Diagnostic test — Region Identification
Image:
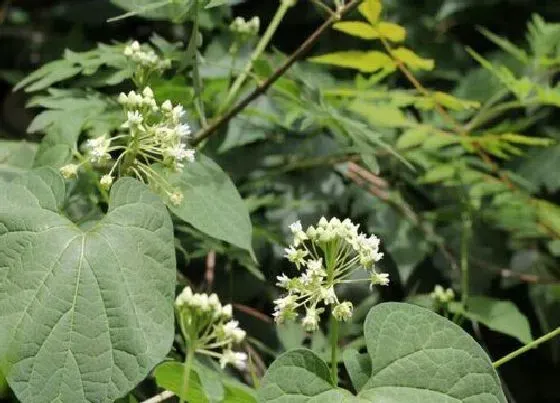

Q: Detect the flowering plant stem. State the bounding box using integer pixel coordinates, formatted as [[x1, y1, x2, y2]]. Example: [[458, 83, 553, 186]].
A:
[[493, 326, 560, 368], [220, 0, 295, 112], [330, 317, 339, 385], [460, 209, 472, 308], [180, 344, 195, 403]]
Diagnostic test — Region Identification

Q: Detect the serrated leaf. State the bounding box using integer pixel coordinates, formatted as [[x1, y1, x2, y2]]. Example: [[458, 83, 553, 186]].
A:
[[449, 296, 532, 344], [168, 155, 254, 257], [358, 303, 506, 402], [392, 47, 435, 71], [309, 51, 394, 73], [358, 0, 382, 26], [0, 171, 176, 403]]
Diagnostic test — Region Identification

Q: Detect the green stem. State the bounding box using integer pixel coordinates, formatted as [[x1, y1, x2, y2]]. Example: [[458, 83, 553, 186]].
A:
[[180, 345, 195, 403], [220, 0, 295, 111], [330, 317, 339, 386], [460, 210, 471, 308], [493, 326, 560, 368]]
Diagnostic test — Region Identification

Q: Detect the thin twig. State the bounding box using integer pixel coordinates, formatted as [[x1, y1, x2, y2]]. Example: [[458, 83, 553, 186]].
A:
[[141, 390, 175, 403], [0, 0, 13, 25], [191, 0, 361, 146], [233, 303, 273, 323]]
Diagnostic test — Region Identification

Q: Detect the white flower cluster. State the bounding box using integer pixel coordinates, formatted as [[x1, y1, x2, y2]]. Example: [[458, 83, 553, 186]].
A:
[[274, 217, 387, 331], [230, 16, 260, 36], [60, 88, 194, 202], [431, 285, 455, 305], [175, 286, 247, 371], [124, 41, 171, 71], [118, 87, 195, 203]]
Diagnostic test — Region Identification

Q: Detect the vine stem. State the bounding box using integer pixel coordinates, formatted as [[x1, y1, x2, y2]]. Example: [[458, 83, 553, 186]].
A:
[[179, 346, 195, 403], [191, 0, 362, 146], [330, 317, 339, 386], [493, 327, 560, 368], [460, 209, 471, 308], [221, 0, 296, 111]]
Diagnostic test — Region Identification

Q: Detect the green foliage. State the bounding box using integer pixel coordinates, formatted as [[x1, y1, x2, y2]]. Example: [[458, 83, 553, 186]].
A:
[[260, 303, 506, 402], [2, 0, 560, 401], [168, 155, 255, 257], [0, 170, 176, 402]]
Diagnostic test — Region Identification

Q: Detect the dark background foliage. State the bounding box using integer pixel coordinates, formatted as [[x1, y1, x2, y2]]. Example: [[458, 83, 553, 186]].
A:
[[1, 1, 560, 402]]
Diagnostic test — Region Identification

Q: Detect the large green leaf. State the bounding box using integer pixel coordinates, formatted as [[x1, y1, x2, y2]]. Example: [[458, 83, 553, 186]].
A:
[[258, 349, 359, 402], [259, 303, 506, 402], [0, 141, 38, 181], [359, 303, 506, 402], [449, 296, 532, 344], [0, 169, 176, 403], [168, 155, 254, 257]]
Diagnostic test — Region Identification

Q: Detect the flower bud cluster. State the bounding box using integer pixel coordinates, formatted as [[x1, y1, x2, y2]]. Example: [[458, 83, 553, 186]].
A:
[[60, 88, 194, 205], [431, 285, 455, 305], [274, 217, 387, 331], [175, 286, 247, 371], [230, 16, 260, 36], [124, 41, 171, 72]]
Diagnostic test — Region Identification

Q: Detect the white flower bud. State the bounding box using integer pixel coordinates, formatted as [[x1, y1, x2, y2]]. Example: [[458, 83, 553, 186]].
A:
[[142, 87, 154, 98], [100, 175, 113, 190], [332, 301, 353, 322], [221, 304, 233, 319], [60, 164, 79, 179]]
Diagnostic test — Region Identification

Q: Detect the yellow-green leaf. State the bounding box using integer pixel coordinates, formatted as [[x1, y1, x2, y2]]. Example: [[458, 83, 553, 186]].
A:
[[351, 102, 414, 128], [309, 51, 394, 73], [419, 164, 457, 184], [333, 21, 406, 42], [392, 47, 435, 71], [377, 22, 406, 42], [397, 126, 431, 149], [501, 133, 555, 147], [333, 21, 379, 39], [358, 0, 382, 25]]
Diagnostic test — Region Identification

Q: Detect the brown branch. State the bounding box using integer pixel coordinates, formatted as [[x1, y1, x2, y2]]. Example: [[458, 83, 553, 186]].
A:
[[233, 303, 273, 323], [191, 0, 362, 146]]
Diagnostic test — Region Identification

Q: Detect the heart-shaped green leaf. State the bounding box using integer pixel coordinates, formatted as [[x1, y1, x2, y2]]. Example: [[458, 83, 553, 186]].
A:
[[0, 168, 176, 403], [359, 303, 507, 402], [259, 303, 506, 402]]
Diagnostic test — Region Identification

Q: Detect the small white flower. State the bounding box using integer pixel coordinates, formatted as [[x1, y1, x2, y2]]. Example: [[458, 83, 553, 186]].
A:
[[332, 301, 353, 322], [131, 41, 140, 51], [221, 304, 233, 319], [222, 320, 246, 343], [175, 286, 193, 307], [370, 272, 390, 287], [284, 246, 308, 269], [169, 191, 184, 206], [302, 306, 320, 332], [142, 87, 154, 98], [162, 100, 173, 112], [85, 135, 111, 163], [431, 285, 455, 304], [276, 274, 290, 288], [100, 175, 113, 189], [59, 164, 79, 179], [175, 123, 192, 138], [118, 92, 128, 104], [171, 106, 185, 125], [220, 350, 247, 370], [321, 286, 337, 305], [122, 110, 144, 129]]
